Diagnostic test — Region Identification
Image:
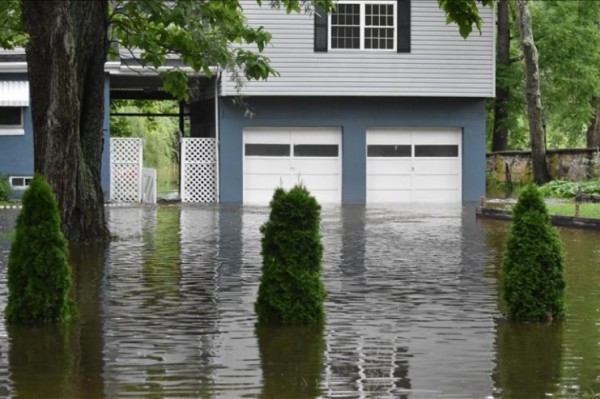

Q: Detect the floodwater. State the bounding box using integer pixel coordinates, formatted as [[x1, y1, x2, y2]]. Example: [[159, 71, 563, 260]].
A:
[[0, 204, 598, 398]]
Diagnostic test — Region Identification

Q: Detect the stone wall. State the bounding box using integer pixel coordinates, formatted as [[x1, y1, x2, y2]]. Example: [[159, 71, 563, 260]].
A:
[[487, 149, 600, 183]]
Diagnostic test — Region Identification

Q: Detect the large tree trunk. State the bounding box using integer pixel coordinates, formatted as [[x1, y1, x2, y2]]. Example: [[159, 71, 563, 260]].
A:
[[492, 0, 510, 152], [22, 1, 109, 242], [516, 0, 550, 184], [586, 101, 600, 148]]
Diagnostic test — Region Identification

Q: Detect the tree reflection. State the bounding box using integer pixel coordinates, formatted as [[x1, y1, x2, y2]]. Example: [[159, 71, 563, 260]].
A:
[[8, 243, 107, 398], [493, 319, 563, 398], [256, 325, 324, 399]]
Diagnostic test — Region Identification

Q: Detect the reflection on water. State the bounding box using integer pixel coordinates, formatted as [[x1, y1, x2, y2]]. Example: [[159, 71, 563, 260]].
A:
[[0, 204, 598, 398]]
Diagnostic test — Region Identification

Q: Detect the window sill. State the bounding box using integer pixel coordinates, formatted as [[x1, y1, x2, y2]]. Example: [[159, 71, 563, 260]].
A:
[[0, 129, 25, 136]]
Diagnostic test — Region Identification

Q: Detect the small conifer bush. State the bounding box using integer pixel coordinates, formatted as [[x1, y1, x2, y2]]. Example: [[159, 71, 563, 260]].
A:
[[501, 184, 565, 322], [0, 173, 11, 201], [255, 185, 326, 325], [5, 174, 73, 324]]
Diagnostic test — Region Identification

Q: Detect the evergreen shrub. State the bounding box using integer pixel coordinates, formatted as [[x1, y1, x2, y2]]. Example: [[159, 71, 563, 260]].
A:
[[5, 174, 73, 324], [255, 185, 326, 325], [501, 184, 566, 321], [0, 174, 11, 201]]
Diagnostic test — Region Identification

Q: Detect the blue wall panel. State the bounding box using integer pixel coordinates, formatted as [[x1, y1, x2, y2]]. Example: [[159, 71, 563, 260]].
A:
[[219, 97, 486, 203], [0, 74, 34, 199], [1, 74, 112, 200]]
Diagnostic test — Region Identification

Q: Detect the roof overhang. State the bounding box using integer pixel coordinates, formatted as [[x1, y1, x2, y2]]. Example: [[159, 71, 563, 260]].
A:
[[0, 81, 29, 106]]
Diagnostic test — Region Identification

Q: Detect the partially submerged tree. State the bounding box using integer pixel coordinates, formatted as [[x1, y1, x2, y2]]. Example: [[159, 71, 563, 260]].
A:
[[501, 184, 565, 322], [255, 186, 326, 325], [5, 174, 74, 324], [0, 0, 492, 242]]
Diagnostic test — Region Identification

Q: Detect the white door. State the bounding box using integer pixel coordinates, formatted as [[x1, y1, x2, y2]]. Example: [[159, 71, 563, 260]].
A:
[[366, 128, 462, 203], [243, 127, 342, 204]]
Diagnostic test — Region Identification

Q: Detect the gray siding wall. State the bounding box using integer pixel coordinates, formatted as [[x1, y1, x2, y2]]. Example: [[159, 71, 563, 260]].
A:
[[219, 96, 486, 203], [222, 0, 494, 97]]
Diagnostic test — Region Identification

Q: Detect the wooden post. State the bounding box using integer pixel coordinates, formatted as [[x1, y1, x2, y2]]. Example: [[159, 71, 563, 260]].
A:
[[575, 202, 580, 217], [480, 196, 486, 208]]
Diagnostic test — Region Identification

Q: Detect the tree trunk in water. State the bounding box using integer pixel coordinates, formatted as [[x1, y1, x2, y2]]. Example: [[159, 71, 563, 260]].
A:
[[586, 103, 600, 148], [492, 0, 510, 152], [22, 1, 109, 242], [516, 0, 550, 184]]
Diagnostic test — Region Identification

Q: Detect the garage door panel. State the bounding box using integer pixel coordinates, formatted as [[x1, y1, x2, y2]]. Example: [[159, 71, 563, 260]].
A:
[[244, 174, 291, 190], [244, 128, 291, 143], [412, 129, 461, 145], [367, 190, 413, 203], [366, 128, 461, 203], [245, 159, 291, 174], [367, 128, 412, 144], [413, 159, 460, 175], [368, 160, 412, 175], [367, 174, 411, 190], [292, 159, 340, 174], [413, 175, 459, 190], [292, 128, 340, 144], [244, 189, 283, 204], [243, 127, 342, 204], [311, 189, 342, 204], [292, 174, 341, 190], [413, 190, 460, 203]]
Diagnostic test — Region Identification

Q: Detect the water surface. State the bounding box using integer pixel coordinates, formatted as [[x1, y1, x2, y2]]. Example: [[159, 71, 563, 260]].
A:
[[0, 204, 598, 398]]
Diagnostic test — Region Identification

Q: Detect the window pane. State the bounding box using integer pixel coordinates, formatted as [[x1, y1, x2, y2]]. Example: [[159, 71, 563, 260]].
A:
[[331, 3, 360, 49], [11, 177, 24, 187], [414, 145, 459, 157], [245, 144, 290, 157], [0, 107, 21, 126], [294, 144, 339, 157], [367, 145, 411, 157]]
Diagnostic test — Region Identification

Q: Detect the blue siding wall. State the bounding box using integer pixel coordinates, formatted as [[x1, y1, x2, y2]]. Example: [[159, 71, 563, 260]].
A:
[[0, 74, 33, 198], [219, 97, 486, 203], [1, 73, 112, 199]]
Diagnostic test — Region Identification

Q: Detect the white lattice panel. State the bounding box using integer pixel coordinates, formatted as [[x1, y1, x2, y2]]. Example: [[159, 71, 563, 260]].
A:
[[181, 138, 217, 203], [110, 138, 143, 203]]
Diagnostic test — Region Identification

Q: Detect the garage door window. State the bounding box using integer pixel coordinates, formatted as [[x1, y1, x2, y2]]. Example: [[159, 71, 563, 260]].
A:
[[245, 144, 290, 156], [367, 144, 411, 157], [414, 145, 458, 157], [294, 144, 339, 157]]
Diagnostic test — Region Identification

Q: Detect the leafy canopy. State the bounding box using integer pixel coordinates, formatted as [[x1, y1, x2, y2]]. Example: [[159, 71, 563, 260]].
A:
[[1, 0, 492, 100]]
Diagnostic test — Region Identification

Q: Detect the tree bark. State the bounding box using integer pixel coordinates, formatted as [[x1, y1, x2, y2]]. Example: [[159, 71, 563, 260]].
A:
[[22, 0, 109, 242], [492, 0, 510, 152], [586, 101, 600, 148], [516, 0, 550, 184]]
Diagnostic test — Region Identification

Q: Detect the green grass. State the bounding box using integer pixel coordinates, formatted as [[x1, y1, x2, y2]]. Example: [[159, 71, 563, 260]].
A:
[[546, 202, 600, 218]]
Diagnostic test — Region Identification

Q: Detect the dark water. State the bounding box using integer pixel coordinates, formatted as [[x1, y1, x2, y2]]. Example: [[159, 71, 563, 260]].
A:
[[0, 204, 598, 398]]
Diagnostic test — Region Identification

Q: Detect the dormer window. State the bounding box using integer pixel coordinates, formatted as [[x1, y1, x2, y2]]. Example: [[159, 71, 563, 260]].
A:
[[315, 0, 410, 53], [330, 1, 396, 50]]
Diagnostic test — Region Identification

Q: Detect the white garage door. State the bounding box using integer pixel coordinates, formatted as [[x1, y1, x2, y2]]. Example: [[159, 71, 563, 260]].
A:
[[367, 128, 462, 203], [243, 127, 342, 204]]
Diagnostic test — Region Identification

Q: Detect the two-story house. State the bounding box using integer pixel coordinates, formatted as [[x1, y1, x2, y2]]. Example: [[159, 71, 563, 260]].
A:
[[0, 0, 494, 204], [221, 0, 494, 204]]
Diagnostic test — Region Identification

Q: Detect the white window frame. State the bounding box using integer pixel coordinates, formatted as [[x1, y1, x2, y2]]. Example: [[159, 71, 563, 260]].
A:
[[328, 0, 397, 51], [0, 107, 25, 136], [9, 176, 33, 190]]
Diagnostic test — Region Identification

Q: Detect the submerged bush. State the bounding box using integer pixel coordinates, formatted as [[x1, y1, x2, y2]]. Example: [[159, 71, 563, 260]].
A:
[[501, 184, 565, 321], [5, 174, 73, 324], [0, 173, 11, 201], [255, 185, 326, 325]]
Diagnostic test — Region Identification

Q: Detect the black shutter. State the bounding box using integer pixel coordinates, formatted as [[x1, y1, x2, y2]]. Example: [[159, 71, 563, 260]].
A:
[[314, 5, 328, 52], [397, 0, 411, 52]]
